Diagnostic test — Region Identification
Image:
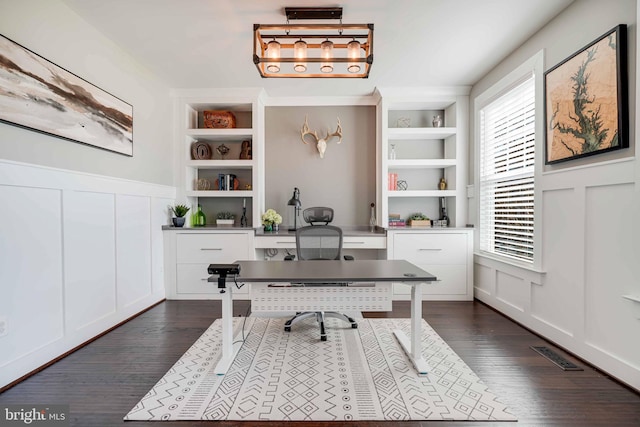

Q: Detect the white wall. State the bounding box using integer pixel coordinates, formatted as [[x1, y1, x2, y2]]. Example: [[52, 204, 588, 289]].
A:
[[0, 160, 174, 388], [0, 0, 173, 185], [0, 0, 175, 388], [470, 0, 640, 391]]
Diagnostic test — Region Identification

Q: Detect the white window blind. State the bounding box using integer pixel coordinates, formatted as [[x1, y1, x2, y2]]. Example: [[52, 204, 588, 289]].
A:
[[479, 74, 535, 263]]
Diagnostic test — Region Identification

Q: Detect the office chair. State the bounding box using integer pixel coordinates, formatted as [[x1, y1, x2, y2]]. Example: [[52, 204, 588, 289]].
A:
[[284, 209, 357, 341]]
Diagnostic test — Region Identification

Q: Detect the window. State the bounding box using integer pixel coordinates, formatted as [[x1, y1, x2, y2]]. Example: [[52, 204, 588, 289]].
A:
[[479, 74, 536, 263]]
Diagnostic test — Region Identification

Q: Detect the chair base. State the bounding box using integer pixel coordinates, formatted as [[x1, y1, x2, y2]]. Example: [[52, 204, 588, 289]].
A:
[[284, 311, 358, 341]]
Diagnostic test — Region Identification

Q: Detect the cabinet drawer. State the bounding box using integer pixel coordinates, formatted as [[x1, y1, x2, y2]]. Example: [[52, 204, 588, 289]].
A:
[[255, 235, 386, 249], [393, 233, 467, 264], [394, 264, 467, 295], [177, 263, 248, 294], [344, 236, 386, 249], [177, 233, 249, 263], [254, 235, 295, 249]]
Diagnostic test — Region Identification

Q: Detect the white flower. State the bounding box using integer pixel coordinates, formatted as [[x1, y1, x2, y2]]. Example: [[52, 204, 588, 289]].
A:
[[261, 208, 282, 225]]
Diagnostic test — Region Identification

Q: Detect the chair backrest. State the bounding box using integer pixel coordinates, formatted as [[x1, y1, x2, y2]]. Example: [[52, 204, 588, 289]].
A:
[[295, 225, 343, 260], [303, 206, 334, 225]]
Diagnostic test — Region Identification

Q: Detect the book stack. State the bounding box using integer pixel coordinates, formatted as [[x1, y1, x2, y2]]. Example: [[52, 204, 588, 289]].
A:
[[217, 173, 237, 191], [388, 172, 398, 190], [388, 213, 406, 227]]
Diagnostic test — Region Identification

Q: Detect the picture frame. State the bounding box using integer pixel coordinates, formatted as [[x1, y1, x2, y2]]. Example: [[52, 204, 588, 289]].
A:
[[544, 24, 628, 165], [0, 34, 133, 156]]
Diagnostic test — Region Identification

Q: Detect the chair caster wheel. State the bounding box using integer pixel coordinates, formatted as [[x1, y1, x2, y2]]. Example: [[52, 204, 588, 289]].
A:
[[321, 336, 327, 341], [351, 324, 358, 329], [284, 327, 291, 332]]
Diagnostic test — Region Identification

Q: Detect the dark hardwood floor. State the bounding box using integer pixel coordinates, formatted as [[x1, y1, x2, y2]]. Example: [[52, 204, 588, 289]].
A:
[[1, 300, 639, 426]]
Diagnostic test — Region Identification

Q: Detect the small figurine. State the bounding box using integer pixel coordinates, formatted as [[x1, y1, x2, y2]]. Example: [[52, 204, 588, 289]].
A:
[[439, 177, 447, 190], [239, 140, 252, 159], [432, 115, 442, 128], [216, 143, 230, 158]]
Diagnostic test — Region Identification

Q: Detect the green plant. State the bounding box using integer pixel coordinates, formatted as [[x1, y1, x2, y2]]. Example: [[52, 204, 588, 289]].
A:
[[217, 211, 235, 219], [170, 204, 190, 218], [409, 213, 429, 221]]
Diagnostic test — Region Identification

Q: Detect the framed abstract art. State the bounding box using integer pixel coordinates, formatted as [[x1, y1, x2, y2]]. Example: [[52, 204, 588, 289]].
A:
[[0, 34, 133, 156], [544, 24, 628, 164]]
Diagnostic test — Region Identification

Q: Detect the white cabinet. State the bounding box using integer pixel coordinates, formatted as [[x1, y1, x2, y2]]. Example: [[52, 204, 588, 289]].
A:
[[173, 88, 266, 228], [164, 230, 254, 299], [387, 229, 473, 300], [375, 87, 469, 228]]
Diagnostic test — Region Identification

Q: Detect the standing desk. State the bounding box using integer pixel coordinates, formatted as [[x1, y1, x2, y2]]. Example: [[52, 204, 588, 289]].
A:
[[209, 259, 437, 376]]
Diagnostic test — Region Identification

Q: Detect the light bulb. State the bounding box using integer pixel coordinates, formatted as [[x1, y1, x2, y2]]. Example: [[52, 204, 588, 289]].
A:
[[320, 40, 334, 73], [347, 40, 361, 73], [266, 40, 281, 73], [294, 39, 307, 72]]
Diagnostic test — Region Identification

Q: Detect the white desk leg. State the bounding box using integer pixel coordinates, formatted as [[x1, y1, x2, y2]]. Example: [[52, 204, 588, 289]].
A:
[[393, 282, 429, 375], [214, 285, 243, 375]]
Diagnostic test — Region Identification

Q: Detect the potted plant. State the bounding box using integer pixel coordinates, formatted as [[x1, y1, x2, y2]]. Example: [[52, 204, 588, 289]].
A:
[[170, 204, 190, 227], [216, 211, 235, 226], [261, 208, 282, 232], [408, 213, 431, 227]]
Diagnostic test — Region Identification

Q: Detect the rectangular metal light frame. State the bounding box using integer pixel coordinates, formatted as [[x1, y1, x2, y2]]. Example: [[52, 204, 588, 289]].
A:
[[253, 23, 374, 78]]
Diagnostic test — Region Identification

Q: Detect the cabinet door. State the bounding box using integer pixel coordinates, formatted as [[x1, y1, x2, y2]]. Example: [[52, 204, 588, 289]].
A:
[[393, 233, 467, 264]]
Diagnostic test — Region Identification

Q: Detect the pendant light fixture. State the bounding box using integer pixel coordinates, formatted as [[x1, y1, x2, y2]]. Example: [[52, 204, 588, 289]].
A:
[[253, 7, 373, 78], [266, 40, 281, 73]]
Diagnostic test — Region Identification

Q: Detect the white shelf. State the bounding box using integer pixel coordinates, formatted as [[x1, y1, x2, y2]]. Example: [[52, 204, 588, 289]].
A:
[[387, 190, 457, 198], [388, 159, 456, 169], [186, 190, 256, 198], [175, 88, 265, 228], [186, 128, 253, 141], [377, 88, 468, 228], [388, 127, 456, 140], [186, 160, 254, 169]]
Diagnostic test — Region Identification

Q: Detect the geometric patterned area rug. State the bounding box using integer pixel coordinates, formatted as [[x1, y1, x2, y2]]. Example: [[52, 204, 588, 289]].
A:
[[125, 317, 516, 422]]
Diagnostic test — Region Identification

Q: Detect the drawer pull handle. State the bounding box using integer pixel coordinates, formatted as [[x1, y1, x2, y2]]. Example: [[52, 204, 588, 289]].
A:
[[276, 241, 293, 244], [346, 241, 365, 244], [419, 248, 442, 251], [200, 248, 223, 251]]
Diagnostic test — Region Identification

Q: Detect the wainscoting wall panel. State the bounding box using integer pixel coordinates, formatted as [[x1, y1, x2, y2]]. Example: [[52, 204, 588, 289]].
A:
[[495, 271, 526, 313], [116, 194, 152, 309], [0, 185, 65, 368], [584, 183, 639, 371], [474, 158, 640, 392], [63, 190, 117, 333], [0, 159, 175, 389]]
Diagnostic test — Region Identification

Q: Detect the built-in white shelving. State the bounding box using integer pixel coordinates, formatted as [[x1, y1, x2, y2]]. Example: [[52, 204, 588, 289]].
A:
[[375, 87, 469, 228], [173, 88, 266, 227]]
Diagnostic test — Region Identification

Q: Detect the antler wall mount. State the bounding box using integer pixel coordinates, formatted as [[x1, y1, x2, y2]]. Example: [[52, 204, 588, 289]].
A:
[[301, 116, 343, 158]]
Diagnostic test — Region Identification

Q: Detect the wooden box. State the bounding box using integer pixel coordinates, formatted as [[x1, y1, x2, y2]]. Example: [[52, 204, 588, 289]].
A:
[[203, 110, 236, 128], [408, 219, 431, 227]]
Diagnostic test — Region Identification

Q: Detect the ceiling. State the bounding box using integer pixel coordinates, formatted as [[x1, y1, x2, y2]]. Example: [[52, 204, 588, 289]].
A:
[[61, 0, 574, 96]]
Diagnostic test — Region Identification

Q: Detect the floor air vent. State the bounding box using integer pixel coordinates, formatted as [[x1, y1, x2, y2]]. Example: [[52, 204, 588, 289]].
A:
[[530, 346, 583, 371]]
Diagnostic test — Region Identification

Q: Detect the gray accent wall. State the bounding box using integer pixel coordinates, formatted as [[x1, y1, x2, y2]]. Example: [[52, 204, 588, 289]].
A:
[[265, 106, 376, 227]]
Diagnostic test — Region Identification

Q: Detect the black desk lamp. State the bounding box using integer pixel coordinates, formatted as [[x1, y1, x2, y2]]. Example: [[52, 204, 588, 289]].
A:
[[287, 187, 302, 231]]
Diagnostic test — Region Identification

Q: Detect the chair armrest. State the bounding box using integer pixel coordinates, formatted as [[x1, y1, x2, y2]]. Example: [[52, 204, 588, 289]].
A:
[[343, 255, 355, 261], [284, 255, 296, 261]]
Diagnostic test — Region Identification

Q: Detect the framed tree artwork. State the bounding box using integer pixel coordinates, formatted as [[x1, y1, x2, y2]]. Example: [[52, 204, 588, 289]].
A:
[[0, 34, 133, 156], [544, 24, 628, 164]]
